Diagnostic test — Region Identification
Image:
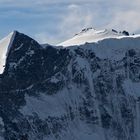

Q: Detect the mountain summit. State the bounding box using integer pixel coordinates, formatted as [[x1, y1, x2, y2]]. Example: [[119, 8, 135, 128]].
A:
[[57, 28, 133, 47]]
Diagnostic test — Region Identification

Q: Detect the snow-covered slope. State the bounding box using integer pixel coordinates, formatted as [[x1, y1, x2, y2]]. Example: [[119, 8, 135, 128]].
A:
[[0, 31, 16, 73], [57, 28, 134, 47]]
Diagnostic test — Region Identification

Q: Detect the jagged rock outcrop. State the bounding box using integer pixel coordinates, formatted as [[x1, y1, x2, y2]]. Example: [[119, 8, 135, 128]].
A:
[[0, 31, 140, 140]]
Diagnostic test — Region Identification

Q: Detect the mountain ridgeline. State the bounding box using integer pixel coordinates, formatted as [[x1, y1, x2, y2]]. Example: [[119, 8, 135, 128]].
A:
[[0, 29, 140, 140]]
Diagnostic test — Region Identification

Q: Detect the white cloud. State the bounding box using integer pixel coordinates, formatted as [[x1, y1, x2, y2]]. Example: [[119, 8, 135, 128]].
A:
[[106, 10, 140, 33], [33, 3, 96, 44], [58, 4, 95, 40]]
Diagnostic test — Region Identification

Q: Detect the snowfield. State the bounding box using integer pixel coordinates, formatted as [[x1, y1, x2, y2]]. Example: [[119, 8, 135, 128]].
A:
[[57, 28, 139, 47]]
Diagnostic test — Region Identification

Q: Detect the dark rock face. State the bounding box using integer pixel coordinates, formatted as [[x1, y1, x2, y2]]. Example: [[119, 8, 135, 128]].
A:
[[0, 32, 140, 140], [122, 30, 129, 36]]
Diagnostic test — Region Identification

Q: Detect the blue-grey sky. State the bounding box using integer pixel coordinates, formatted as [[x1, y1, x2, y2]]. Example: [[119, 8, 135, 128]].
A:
[[0, 0, 140, 45]]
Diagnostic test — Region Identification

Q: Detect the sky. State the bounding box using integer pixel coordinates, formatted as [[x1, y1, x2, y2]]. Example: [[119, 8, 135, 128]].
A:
[[0, 0, 140, 45]]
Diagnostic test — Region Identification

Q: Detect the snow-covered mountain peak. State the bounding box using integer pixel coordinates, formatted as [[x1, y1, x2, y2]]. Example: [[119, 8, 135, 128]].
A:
[[74, 28, 119, 36], [57, 28, 130, 47], [0, 31, 17, 74]]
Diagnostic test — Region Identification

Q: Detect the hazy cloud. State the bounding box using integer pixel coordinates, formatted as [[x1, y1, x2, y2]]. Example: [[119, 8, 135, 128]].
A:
[[58, 4, 94, 37]]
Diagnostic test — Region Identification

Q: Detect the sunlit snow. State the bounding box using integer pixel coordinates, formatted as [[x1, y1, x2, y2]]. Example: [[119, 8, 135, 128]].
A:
[[0, 31, 16, 73], [57, 28, 140, 47]]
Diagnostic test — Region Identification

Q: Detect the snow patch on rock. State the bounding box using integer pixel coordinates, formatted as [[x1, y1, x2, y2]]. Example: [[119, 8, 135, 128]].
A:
[[0, 31, 16, 73]]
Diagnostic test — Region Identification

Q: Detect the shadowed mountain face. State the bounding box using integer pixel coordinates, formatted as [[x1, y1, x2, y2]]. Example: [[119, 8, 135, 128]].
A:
[[0, 31, 140, 140]]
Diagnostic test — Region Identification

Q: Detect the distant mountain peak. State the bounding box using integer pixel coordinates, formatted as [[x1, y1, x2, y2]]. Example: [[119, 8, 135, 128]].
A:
[[57, 28, 132, 47]]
